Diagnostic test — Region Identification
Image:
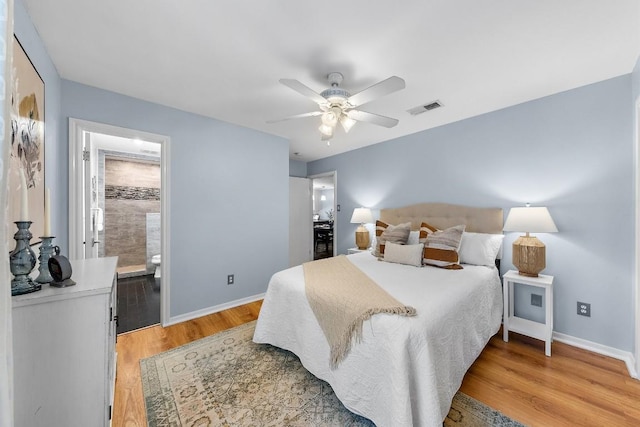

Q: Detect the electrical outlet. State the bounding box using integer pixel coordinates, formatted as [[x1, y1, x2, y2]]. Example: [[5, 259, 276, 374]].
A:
[[577, 301, 591, 317], [531, 294, 542, 307], [227, 274, 234, 285]]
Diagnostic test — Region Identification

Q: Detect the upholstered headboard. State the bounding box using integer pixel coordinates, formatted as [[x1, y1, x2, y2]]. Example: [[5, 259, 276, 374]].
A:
[[379, 203, 503, 234]]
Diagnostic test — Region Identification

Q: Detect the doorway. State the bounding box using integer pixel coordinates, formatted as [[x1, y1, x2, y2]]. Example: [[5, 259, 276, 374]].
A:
[[310, 172, 337, 260], [68, 119, 171, 330]]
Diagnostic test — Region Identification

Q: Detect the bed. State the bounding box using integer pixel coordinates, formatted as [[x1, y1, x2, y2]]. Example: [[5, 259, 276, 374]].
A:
[[253, 203, 504, 426]]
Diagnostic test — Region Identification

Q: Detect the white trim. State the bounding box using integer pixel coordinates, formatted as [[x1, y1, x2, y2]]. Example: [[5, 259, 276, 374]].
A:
[[635, 98, 640, 379], [164, 293, 265, 327], [68, 118, 171, 327], [553, 331, 638, 379]]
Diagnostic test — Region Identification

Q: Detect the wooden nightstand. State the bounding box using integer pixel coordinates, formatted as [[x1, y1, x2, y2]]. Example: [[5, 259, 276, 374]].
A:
[[503, 269, 554, 356], [347, 248, 368, 254]]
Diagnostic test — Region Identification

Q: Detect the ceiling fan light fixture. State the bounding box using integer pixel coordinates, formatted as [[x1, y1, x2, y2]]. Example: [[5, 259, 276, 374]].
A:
[[339, 115, 356, 133], [319, 123, 334, 137], [321, 111, 338, 127]]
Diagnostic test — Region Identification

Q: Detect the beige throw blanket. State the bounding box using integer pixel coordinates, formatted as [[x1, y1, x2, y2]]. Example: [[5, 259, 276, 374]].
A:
[[303, 255, 416, 368]]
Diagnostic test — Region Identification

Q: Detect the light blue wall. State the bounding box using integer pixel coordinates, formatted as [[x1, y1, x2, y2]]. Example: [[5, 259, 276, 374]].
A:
[[60, 81, 290, 317], [309, 75, 635, 352], [14, 0, 64, 249], [289, 159, 307, 177], [15, 0, 289, 318]]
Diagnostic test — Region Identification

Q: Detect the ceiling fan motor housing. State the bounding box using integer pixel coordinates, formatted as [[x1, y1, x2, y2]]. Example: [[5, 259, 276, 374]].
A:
[[320, 87, 351, 105]]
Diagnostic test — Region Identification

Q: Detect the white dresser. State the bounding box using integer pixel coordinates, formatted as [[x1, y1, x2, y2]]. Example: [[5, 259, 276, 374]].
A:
[[12, 257, 118, 427]]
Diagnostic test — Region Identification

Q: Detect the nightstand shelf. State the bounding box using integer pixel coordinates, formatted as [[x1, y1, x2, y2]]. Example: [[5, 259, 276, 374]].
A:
[[503, 269, 554, 356]]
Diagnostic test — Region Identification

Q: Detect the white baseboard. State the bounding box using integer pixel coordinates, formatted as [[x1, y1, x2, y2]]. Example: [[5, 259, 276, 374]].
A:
[[163, 293, 265, 327], [553, 331, 638, 379]]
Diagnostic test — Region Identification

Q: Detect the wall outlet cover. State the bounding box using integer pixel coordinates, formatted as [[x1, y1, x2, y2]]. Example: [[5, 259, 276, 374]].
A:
[[577, 301, 591, 317], [531, 293, 543, 307]]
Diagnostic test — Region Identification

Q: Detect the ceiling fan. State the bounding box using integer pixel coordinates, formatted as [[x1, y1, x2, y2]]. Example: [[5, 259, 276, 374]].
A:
[[267, 72, 405, 142]]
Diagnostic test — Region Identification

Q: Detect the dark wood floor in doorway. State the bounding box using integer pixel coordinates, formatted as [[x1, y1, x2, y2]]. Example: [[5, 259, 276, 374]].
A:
[[117, 275, 160, 334]]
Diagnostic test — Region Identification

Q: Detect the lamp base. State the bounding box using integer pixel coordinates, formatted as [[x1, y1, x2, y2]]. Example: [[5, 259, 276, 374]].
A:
[[512, 235, 546, 277], [355, 226, 370, 250]]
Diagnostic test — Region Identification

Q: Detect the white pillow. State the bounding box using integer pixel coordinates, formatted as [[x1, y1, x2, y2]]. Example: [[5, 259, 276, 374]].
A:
[[406, 230, 420, 245], [383, 242, 424, 267], [458, 232, 504, 267]]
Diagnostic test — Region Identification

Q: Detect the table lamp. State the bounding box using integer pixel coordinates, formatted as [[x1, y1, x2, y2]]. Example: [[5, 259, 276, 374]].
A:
[[350, 208, 374, 250], [503, 205, 558, 277]]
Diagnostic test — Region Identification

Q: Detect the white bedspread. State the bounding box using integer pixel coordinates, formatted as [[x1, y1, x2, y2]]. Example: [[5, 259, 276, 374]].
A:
[[253, 252, 503, 427]]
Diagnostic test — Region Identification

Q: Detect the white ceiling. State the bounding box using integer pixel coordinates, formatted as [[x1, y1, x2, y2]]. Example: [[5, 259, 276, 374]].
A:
[[23, 1, 640, 162]]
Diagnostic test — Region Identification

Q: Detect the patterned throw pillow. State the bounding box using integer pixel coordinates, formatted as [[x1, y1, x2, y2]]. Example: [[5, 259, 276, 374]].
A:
[[419, 222, 466, 269], [373, 221, 411, 257]]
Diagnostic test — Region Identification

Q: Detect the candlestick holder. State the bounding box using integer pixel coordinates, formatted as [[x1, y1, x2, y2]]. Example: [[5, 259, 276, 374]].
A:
[[35, 236, 56, 284], [10, 221, 40, 296]]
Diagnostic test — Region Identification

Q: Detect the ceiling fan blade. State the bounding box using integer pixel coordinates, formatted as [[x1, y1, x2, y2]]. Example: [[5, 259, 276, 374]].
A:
[[347, 110, 399, 128], [266, 111, 323, 124], [347, 76, 405, 107], [279, 79, 328, 105]]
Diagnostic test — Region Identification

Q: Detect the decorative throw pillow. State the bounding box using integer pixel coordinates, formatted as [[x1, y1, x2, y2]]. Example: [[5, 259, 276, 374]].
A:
[[373, 221, 411, 257], [383, 242, 424, 267], [407, 230, 420, 245], [459, 232, 504, 267], [420, 222, 465, 269]]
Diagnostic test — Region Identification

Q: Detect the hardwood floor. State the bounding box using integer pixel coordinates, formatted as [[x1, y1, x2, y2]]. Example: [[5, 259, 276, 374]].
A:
[[113, 300, 263, 427], [113, 301, 640, 426], [460, 332, 640, 426]]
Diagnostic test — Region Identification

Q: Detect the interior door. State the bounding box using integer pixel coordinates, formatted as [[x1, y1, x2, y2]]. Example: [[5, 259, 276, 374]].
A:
[[82, 131, 100, 259], [289, 177, 313, 266]]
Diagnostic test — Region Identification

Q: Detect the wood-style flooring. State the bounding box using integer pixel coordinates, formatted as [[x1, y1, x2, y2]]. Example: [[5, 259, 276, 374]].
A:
[[113, 301, 640, 426]]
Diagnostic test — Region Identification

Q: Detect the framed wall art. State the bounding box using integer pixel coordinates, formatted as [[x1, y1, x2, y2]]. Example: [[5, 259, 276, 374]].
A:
[[9, 35, 45, 246]]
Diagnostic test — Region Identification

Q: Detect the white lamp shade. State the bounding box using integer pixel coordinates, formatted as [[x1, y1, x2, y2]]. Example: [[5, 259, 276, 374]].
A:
[[503, 207, 558, 233], [350, 208, 374, 224]]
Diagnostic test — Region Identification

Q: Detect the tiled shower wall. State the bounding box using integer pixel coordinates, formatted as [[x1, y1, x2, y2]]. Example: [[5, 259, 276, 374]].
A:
[[103, 157, 160, 269]]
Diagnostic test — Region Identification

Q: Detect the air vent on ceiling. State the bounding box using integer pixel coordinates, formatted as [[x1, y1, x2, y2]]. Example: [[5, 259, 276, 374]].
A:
[[408, 100, 443, 116], [141, 149, 160, 155]]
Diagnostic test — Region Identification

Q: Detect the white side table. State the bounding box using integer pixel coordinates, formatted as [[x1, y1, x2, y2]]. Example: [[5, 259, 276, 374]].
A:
[[347, 247, 368, 254], [503, 270, 554, 356]]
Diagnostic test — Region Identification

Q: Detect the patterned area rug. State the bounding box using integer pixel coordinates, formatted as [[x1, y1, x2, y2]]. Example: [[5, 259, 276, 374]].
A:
[[140, 321, 524, 426]]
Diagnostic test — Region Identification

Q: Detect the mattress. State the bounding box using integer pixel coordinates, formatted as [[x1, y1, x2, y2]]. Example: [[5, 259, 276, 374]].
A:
[[253, 251, 503, 427]]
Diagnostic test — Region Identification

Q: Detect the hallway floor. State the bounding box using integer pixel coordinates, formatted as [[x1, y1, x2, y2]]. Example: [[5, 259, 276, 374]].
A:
[[116, 274, 160, 334]]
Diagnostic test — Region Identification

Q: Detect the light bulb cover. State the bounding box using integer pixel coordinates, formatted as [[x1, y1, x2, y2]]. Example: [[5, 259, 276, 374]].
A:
[[340, 115, 356, 133], [319, 123, 334, 136], [322, 111, 338, 127]]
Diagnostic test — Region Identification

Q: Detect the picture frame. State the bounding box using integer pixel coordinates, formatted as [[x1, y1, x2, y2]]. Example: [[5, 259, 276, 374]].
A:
[[9, 35, 45, 246]]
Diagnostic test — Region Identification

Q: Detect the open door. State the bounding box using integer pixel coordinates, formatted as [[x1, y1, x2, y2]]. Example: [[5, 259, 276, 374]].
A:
[[83, 131, 100, 259]]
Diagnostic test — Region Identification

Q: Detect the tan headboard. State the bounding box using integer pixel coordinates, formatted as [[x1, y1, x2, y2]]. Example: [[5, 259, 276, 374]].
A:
[[379, 203, 503, 234]]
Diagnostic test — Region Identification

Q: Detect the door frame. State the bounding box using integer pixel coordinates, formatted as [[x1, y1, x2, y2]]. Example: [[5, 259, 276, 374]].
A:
[[309, 170, 337, 257], [68, 118, 171, 326], [635, 98, 640, 378]]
